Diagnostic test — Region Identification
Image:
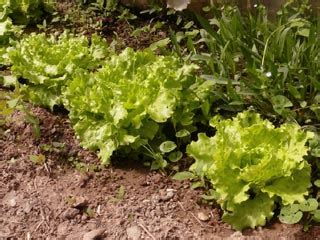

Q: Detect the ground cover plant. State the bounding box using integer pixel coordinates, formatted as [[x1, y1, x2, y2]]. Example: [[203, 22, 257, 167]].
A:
[[0, 0, 319, 235]]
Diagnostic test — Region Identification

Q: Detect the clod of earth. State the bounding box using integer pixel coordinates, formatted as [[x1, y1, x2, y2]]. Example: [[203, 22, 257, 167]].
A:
[[82, 228, 106, 240], [63, 208, 81, 220], [197, 212, 210, 222], [126, 225, 141, 240]]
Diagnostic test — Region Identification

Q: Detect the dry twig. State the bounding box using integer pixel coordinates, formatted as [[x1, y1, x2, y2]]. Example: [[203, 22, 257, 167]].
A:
[[136, 222, 157, 240], [177, 201, 204, 227]]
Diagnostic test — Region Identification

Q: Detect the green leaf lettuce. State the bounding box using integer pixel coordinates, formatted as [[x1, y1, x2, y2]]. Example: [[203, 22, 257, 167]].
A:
[[65, 48, 213, 164], [187, 111, 313, 230]]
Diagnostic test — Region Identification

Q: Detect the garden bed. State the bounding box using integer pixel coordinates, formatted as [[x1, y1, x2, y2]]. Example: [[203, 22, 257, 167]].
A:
[[1, 99, 319, 239], [1, 0, 320, 238]]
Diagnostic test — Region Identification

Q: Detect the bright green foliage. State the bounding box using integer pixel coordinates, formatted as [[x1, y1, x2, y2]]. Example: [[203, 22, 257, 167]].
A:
[[187, 111, 313, 230], [8, 32, 109, 109], [0, 0, 54, 64], [0, 17, 14, 63], [64, 48, 213, 164], [194, 3, 320, 123], [0, 0, 54, 25], [0, 4, 21, 63], [279, 198, 319, 224], [0, 17, 18, 45]]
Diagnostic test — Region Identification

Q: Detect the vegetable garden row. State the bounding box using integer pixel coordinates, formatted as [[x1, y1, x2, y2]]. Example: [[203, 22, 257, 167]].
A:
[[1, 0, 320, 232]]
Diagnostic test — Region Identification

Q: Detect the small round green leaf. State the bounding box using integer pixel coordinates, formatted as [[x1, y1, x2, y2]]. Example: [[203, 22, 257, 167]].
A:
[[202, 6, 211, 12], [172, 171, 195, 181], [280, 204, 300, 215], [279, 211, 303, 224], [312, 210, 320, 222], [159, 141, 177, 153], [151, 158, 167, 170], [299, 198, 318, 212], [202, 190, 219, 200], [7, 99, 19, 108], [168, 151, 183, 162], [191, 181, 204, 189], [271, 95, 293, 114], [314, 180, 320, 188], [175, 129, 190, 138]]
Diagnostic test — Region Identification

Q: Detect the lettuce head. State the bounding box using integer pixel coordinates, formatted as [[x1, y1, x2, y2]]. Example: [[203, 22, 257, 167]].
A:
[[187, 111, 313, 230]]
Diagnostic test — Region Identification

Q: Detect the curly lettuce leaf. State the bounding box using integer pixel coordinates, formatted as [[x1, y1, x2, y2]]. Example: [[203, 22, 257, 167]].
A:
[[222, 193, 274, 231], [187, 111, 313, 230], [262, 165, 311, 205]]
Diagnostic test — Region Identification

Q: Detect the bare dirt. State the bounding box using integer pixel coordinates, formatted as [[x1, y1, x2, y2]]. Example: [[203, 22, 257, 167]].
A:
[[1, 102, 320, 239]]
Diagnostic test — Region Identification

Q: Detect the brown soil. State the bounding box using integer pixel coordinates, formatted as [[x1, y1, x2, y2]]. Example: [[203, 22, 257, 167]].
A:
[[52, 0, 170, 52], [100, 18, 168, 51], [1, 100, 320, 239]]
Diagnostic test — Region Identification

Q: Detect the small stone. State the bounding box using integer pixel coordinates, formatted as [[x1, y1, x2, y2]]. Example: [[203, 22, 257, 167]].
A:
[[78, 174, 91, 188], [9, 181, 19, 190], [81, 214, 88, 221], [8, 198, 17, 207], [3, 191, 17, 207], [228, 231, 243, 239], [66, 231, 86, 240], [23, 202, 32, 213], [72, 196, 88, 208], [197, 212, 210, 221], [63, 208, 80, 219], [57, 221, 69, 235], [126, 225, 141, 240], [82, 228, 105, 240], [166, 188, 176, 192], [160, 191, 174, 201]]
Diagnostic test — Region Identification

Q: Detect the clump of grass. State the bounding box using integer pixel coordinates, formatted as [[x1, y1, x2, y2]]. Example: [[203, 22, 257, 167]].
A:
[[188, 1, 319, 125]]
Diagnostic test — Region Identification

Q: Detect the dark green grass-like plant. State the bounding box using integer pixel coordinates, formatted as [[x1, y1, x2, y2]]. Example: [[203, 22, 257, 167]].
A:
[[191, 1, 319, 125]]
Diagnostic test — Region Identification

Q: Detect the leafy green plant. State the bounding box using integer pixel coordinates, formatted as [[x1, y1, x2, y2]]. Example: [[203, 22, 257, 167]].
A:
[[187, 111, 313, 230], [0, 17, 20, 45], [6, 88, 41, 139], [84, 207, 95, 218], [110, 185, 126, 203], [0, 0, 54, 25], [279, 198, 319, 225], [67, 156, 101, 173], [64, 48, 213, 165], [0, 89, 14, 136], [81, 0, 136, 21], [29, 153, 46, 164], [8, 32, 110, 109], [191, 3, 319, 124], [40, 141, 65, 153], [0, 87, 40, 140], [0, 6, 22, 64]]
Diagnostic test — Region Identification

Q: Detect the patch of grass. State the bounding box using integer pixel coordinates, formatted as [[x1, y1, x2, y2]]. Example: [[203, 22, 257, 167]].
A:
[[185, 2, 319, 126]]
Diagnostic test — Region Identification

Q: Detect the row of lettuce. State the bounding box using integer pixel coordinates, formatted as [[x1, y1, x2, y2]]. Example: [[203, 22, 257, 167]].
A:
[[1, 0, 320, 231]]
